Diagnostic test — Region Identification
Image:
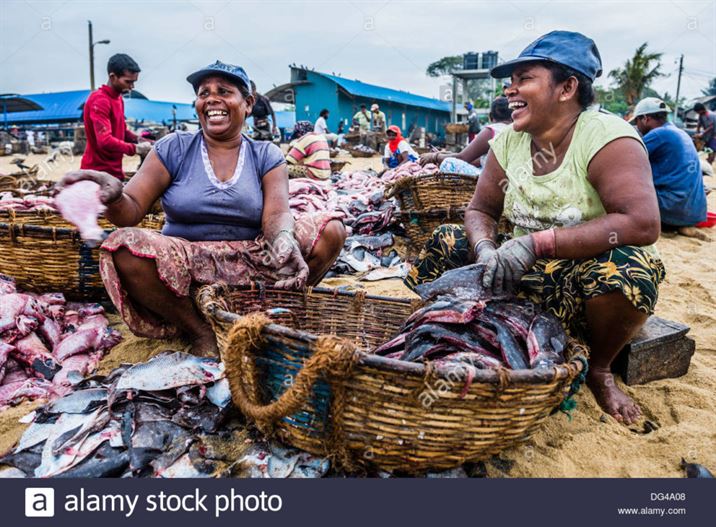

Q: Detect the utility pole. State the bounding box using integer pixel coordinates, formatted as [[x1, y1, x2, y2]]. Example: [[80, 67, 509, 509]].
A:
[[88, 21, 95, 90], [88, 20, 110, 90], [674, 54, 684, 121]]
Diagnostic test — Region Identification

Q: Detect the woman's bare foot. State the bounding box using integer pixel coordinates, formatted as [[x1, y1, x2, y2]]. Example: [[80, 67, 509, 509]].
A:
[[587, 367, 641, 425], [677, 226, 711, 241], [188, 326, 219, 357]]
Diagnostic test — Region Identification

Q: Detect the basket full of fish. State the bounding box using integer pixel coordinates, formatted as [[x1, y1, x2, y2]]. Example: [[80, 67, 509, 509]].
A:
[[197, 266, 588, 473], [0, 181, 163, 301], [347, 145, 378, 158], [384, 161, 477, 211]]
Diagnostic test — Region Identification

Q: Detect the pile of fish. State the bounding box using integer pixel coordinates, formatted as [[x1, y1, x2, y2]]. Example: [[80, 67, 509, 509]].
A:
[[0, 191, 54, 212], [381, 161, 438, 183], [374, 265, 567, 371], [0, 350, 332, 479], [328, 232, 408, 281], [0, 351, 232, 478], [0, 274, 121, 408], [350, 144, 377, 155]]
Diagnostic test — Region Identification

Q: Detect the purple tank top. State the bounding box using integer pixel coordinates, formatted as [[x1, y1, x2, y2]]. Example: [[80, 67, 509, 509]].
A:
[[154, 131, 285, 241]]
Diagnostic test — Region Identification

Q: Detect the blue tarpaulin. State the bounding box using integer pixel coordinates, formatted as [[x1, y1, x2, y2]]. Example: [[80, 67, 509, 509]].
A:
[[4, 90, 197, 125]]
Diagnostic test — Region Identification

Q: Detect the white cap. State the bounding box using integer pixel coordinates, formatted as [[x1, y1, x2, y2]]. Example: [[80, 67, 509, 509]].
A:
[[371, 103, 379, 111], [630, 97, 671, 122]]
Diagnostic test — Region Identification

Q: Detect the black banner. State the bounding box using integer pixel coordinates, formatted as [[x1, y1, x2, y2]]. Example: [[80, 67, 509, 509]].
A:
[[6, 478, 713, 526]]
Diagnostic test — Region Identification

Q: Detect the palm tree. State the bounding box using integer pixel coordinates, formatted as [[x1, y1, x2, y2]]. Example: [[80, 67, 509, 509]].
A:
[[608, 43, 664, 106]]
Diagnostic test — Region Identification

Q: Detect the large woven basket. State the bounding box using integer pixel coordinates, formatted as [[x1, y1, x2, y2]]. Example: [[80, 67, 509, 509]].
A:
[[445, 123, 469, 134], [197, 284, 588, 473], [348, 147, 377, 158], [0, 213, 164, 300], [398, 207, 466, 253], [386, 172, 477, 210]]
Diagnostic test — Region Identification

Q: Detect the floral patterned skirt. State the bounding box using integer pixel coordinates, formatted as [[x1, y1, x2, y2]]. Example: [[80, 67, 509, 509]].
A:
[[404, 224, 666, 339], [100, 211, 342, 338]]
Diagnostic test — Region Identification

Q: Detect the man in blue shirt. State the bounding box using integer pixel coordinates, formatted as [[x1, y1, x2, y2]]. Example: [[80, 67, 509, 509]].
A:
[[632, 97, 708, 239]]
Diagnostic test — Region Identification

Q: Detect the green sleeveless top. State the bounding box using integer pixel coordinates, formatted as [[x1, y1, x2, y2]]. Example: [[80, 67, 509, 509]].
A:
[[490, 110, 647, 239]]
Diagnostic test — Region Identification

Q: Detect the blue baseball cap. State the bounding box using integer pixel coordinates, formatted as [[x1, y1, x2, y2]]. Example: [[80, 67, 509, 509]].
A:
[[186, 60, 251, 93], [491, 31, 602, 81]]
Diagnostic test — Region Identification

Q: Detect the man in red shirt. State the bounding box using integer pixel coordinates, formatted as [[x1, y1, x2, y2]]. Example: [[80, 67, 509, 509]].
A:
[[81, 53, 151, 179]]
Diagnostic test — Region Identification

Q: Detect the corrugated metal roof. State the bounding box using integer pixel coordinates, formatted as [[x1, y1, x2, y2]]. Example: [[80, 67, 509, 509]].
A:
[[5, 90, 196, 124], [319, 72, 450, 112], [7, 90, 89, 122], [124, 98, 196, 123]]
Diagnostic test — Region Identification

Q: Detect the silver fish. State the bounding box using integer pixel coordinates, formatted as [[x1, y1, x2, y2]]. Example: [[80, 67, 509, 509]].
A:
[[115, 351, 224, 392], [46, 387, 108, 414], [206, 379, 231, 409], [238, 442, 330, 479]]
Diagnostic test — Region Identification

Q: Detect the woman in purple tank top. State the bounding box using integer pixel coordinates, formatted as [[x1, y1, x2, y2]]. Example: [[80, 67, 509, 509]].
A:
[[57, 61, 346, 356]]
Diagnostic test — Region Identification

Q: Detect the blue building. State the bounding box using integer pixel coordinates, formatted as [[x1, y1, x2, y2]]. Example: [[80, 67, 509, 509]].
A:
[[267, 67, 451, 136]]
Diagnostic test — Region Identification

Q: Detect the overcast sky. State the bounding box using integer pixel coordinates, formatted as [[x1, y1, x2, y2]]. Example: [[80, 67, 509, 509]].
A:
[[1, 0, 714, 106]]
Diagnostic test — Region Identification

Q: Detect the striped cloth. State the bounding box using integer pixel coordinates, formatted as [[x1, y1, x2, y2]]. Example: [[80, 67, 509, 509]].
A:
[[286, 132, 331, 180]]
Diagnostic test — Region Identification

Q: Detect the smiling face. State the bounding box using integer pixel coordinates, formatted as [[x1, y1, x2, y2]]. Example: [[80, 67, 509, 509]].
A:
[[194, 75, 253, 140], [504, 63, 577, 134]]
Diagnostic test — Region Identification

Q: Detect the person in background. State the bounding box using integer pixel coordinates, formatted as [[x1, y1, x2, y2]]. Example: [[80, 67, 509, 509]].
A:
[[352, 104, 370, 133], [370, 103, 387, 132], [694, 102, 716, 165], [81, 53, 151, 180], [250, 80, 278, 140], [383, 125, 419, 168], [420, 96, 512, 175], [26, 130, 35, 150], [632, 97, 708, 240], [314, 109, 338, 146], [286, 121, 331, 180], [465, 101, 481, 142]]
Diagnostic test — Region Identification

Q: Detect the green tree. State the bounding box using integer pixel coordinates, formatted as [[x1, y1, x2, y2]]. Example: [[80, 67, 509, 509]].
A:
[[702, 77, 716, 96], [595, 86, 629, 115], [608, 43, 664, 106], [426, 55, 463, 77]]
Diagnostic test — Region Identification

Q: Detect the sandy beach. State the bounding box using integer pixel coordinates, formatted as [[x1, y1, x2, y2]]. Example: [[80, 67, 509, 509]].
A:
[[1, 151, 714, 477]]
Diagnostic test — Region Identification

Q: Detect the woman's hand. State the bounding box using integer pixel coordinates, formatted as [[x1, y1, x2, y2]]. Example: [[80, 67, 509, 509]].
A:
[[419, 152, 441, 166], [482, 235, 537, 295], [56, 169, 123, 205], [268, 232, 309, 290]]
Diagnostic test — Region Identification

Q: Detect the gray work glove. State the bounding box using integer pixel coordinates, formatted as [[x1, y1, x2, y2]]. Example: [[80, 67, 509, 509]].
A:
[[482, 235, 537, 295]]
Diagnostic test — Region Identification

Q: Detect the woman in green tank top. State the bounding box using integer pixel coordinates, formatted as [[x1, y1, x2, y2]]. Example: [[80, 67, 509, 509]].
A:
[[405, 32, 665, 426]]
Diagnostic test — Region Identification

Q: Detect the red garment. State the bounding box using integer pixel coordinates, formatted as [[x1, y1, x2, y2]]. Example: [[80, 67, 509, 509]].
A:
[[387, 125, 403, 153], [80, 85, 138, 179]]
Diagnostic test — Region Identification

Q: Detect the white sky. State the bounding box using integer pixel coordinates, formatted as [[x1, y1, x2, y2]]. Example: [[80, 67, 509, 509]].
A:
[[1, 0, 714, 105]]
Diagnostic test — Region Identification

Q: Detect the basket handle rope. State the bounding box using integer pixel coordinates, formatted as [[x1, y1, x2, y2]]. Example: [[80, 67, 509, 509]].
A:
[[223, 312, 359, 432]]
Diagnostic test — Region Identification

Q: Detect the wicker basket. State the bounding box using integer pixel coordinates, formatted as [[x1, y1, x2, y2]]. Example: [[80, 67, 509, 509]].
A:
[[398, 207, 466, 252], [329, 160, 349, 172], [445, 123, 469, 134], [348, 147, 377, 158], [386, 172, 477, 210], [197, 284, 588, 473], [0, 213, 164, 300]]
